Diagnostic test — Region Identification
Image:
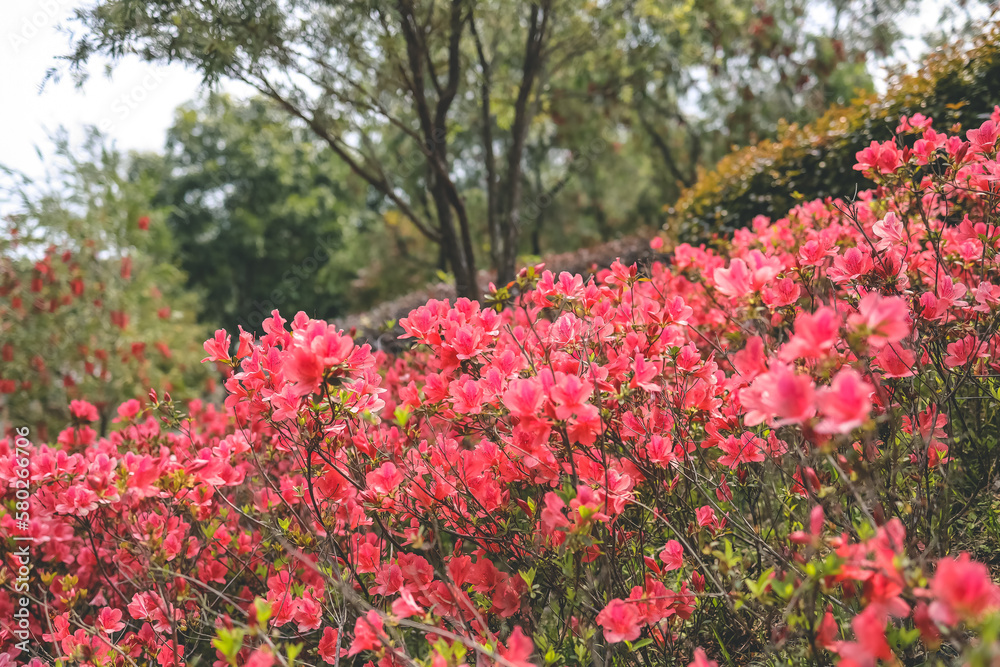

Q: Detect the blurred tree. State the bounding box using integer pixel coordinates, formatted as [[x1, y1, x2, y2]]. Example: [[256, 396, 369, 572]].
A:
[[135, 94, 398, 331], [65, 0, 927, 297], [0, 131, 207, 438]]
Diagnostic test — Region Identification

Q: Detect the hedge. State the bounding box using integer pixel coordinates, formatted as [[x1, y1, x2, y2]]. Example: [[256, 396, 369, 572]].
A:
[[668, 21, 1000, 244]]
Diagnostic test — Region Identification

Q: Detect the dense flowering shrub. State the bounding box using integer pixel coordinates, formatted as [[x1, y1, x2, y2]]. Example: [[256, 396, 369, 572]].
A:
[[0, 138, 207, 437], [5, 112, 1000, 666]]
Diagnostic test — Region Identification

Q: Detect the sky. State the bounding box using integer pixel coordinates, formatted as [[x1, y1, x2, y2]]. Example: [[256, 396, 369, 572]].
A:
[[0, 0, 212, 184], [0, 0, 982, 187]]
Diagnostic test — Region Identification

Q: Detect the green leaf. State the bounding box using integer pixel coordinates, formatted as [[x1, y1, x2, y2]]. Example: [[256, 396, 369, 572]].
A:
[[252, 597, 273, 627], [287, 643, 303, 667], [626, 638, 653, 652], [211, 628, 245, 665]]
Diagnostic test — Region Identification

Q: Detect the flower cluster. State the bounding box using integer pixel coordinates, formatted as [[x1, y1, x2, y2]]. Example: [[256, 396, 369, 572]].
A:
[[5, 111, 1000, 666], [0, 210, 207, 437]]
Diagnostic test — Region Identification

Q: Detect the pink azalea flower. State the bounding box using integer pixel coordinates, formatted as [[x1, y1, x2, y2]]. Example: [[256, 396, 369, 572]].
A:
[[944, 335, 985, 368], [968, 120, 999, 154], [53, 484, 99, 516], [762, 277, 801, 309], [695, 505, 717, 529], [366, 462, 405, 496], [713, 258, 753, 298], [69, 399, 99, 422], [873, 343, 916, 378], [717, 432, 767, 468], [499, 627, 536, 667], [872, 212, 906, 251], [849, 293, 910, 348], [202, 328, 232, 363], [96, 607, 126, 633], [828, 247, 874, 283], [319, 627, 347, 664], [854, 139, 903, 173], [689, 648, 719, 667], [780, 307, 841, 361], [503, 378, 545, 418], [115, 398, 142, 422], [815, 368, 874, 434], [245, 649, 275, 667], [348, 610, 385, 656], [741, 361, 816, 426], [660, 540, 684, 571], [596, 599, 642, 643], [929, 553, 1000, 625]]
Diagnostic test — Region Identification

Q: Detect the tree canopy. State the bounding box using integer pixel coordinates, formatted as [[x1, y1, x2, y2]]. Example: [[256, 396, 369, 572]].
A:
[[137, 94, 382, 331], [67, 0, 915, 300]]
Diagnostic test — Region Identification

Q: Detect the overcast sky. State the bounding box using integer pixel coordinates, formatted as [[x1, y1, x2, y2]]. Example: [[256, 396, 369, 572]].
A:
[[0, 0, 977, 186], [0, 0, 214, 184]]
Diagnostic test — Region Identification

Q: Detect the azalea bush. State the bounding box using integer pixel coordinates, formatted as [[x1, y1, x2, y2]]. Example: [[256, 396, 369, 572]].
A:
[[6, 111, 1000, 667], [0, 134, 208, 438]]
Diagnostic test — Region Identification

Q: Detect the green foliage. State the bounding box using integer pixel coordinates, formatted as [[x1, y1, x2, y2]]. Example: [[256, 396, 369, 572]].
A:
[[136, 94, 428, 330], [0, 130, 207, 436], [669, 22, 1000, 244], [65, 0, 928, 300]]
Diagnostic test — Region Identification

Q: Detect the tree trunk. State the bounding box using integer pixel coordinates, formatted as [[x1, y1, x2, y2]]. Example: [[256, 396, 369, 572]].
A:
[[430, 177, 478, 300], [496, 0, 551, 288]]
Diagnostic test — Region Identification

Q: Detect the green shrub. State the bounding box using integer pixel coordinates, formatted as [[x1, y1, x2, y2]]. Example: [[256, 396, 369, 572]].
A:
[[669, 22, 1000, 244]]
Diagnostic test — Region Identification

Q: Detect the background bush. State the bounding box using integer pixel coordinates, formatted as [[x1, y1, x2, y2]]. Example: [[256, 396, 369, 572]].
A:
[[0, 132, 207, 437], [669, 22, 1000, 244]]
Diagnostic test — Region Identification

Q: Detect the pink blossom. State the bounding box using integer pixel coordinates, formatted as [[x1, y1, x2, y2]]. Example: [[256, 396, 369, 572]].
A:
[[780, 307, 841, 361], [115, 398, 142, 422], [53, 484, 99, 516], [741, 361, 816, 426], [551, 374, 593, 420], [968, 120, 999, 154], [973, 282, 1000, 313], [761, 277, 801, 309], [391, 587, 425, 619], [503, 378, 545, 418], [713, 258, 752, 298], [499, 627, 536, 667], [318, 627, 346, 664], [348, 610, 385, 656], [945, 335, 985, 368], [717, 432, 767, 468], [292, 596, 322, 632], [660, 540, 684, 571], [849, 293, 910, 348], [828, 247, 874, 283], [815, 368, 874, 434], [855, 139, 903, 173], [96, 607, 126, 633], [873, 343, 916, 378], [799, 237, 836, 266], [245, 649, 275, 667], [202, 328, 231, 363], [695, 505, 717, 529], [689, 648, 719, 667], [930, 553, 1000, 624], [872, 212, 906, 251], [69, 399, 99, 423], [596, 599, 642, 643], [366, 462, 405, 496]]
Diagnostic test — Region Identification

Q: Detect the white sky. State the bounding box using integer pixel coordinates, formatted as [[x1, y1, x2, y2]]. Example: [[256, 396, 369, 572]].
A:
[[0, 0, 981, 185], [0, 0, 215, 183]]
